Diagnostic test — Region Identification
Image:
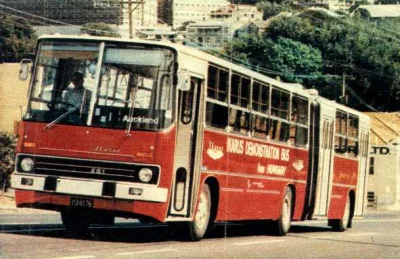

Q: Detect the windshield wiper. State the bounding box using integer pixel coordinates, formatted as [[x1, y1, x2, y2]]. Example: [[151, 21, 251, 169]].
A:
[[44, 103, 81, 130], [125, 84, 139, 137]]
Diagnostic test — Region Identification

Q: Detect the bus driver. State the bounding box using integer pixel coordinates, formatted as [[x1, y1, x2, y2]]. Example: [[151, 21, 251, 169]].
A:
[[62, 71, 91, 113]]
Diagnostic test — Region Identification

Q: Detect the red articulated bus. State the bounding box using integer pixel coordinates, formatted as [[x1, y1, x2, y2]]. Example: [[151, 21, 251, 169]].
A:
[[12, 35, 370, 240]]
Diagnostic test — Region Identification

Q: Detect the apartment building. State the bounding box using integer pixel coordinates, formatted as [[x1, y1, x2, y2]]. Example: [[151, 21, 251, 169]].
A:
[[210, 4, 263, 23], [158, 0, 230, 28], [0, 0, 123, 25]]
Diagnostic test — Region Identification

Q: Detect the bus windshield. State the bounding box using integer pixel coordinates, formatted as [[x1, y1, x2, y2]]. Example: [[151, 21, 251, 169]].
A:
[[24, 40, 176, 131]]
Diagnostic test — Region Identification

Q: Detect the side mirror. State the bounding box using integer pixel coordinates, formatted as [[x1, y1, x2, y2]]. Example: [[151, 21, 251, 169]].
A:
[[88, 61, 106, 78], [177, 70, 190, 91], [19, 59, 33, 81]]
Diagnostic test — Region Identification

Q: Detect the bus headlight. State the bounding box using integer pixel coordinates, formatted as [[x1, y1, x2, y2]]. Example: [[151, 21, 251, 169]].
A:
[[20, 157, 34, 172], [138, 168, 153, 183]]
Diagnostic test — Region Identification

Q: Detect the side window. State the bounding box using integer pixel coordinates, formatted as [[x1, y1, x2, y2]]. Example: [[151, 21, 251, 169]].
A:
[[252, 81, 269, 114], [230, 73, 250, 108], [335, 111, 348, 154], [268, 119, 289, 142], [334, 111, 359, 157], [206, 65, 228, 129], [348, 115, 359, 157], [206, 102, 228, 129], [229, 73, 250, 135], [290, 95, 309, 146], [269, 88, 290, 142], [271, 88, 289, 120], [253, 115, 269, 139], [207, 65, 228, 102], [180, 82, 194, 124], [228, 108, 250, 134]]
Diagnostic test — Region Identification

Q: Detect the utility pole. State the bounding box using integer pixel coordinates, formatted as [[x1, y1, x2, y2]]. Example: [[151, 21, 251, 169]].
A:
[[120, 0, 145, 39], [128, 0, 133, 39], [340, 72, 350, 104]]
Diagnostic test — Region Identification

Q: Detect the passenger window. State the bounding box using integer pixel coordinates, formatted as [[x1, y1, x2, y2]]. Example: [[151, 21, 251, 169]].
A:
[[271, 88, 289, 120], [231, 73, 250, 108], [228, 108, 250, 134], [253, 115, 268, 139], [207, 65, 228, 102], [205, 102, 228, 129], [269, 119, 289, 142], [290, 95, 309, 146], [252, 82, 269, 114]]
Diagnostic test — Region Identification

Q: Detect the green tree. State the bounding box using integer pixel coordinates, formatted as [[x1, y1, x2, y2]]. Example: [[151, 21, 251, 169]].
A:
[[0, 132, 16, 192], [0, 15, 36, 62], [81, 23, 120, 37], [226, 35, 323, 85], [266, 10, 400, 111]]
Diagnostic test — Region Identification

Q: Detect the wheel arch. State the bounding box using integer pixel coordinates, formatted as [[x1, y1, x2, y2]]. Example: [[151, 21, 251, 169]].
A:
[[287, 183, 296, 219]]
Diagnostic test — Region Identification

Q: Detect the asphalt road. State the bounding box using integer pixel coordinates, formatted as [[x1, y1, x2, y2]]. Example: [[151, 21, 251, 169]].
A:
[[0, 209, 399, 259]]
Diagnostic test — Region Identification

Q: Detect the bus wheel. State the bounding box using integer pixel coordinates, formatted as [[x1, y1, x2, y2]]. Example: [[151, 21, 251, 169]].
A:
[[272, 187, 292, 236], [330, 196, 351, 232], [188, 183, 212, 241], [61, 210, 91, 236]]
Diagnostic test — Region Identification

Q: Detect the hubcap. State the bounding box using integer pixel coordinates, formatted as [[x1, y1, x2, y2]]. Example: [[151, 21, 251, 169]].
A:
[[195, 191, 209, 230], [282, 197, 291, 230]]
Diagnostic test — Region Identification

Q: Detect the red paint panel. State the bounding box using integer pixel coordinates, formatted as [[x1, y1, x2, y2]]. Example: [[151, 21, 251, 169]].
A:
[[15, 121, 177, 222], [20, 122, 157, 164], [202, 130, 309, 221], [328, 156, 358, 219], [332, 156, 358, 186]]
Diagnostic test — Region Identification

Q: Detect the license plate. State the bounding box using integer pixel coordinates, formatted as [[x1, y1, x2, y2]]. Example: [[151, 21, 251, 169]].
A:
[[70, 198, 93, 208]]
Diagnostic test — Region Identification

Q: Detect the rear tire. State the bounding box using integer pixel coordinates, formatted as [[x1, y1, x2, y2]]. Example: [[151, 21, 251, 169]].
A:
[[272, 187, 292, 236], [330, 196, 351, 232]]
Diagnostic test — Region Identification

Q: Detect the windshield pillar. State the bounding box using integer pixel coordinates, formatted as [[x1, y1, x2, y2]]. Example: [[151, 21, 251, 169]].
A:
[[87, 42, 105, 126]]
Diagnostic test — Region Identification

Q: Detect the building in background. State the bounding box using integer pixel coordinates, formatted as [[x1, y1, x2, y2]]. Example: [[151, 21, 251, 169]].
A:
[[210, 4, 263, 23], [352, 5, 400, 20], [185, 21, 230, 49], [158, 0, 230, 29], [119, 0, 159, 38], [0, 0, 123, 25], [0, 63, 29, 134], [365, 112, 400, 210]]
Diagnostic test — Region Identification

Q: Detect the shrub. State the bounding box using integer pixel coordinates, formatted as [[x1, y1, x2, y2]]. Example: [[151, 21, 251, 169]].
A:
[[0, 132, 16, 192]]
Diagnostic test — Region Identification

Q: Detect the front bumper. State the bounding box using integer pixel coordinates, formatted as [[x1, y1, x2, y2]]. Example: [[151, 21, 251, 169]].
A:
[[11, 173, 168, 203]]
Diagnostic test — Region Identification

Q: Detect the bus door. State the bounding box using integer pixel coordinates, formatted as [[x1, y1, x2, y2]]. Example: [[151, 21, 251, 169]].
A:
[[168, 77, 203, 218], [313, 106, 335, 217], [354, 129, 369, 216]]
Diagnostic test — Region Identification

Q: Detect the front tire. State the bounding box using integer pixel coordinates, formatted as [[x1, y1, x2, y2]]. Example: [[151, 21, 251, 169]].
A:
[[171, 184, 212, 241], [61, 210, 91, 236], [272, 187, 292, 236]]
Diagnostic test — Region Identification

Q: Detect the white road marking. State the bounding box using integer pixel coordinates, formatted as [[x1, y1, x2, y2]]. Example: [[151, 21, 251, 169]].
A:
[[312, 232, 378, 239], [312, 236, 336, 239], [233, 240, 285, 246], [116, 248, 175, 256], [44, 256, 96, 259], [348, 232, 377, 237], [358, 219, 400, 223]]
